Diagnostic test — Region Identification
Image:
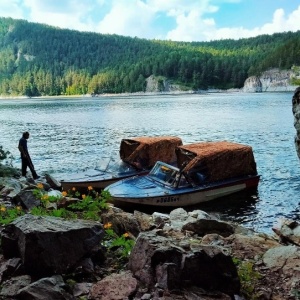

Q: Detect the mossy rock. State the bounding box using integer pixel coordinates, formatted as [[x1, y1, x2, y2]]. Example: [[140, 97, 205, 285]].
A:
[[0, 164, 20, 177]]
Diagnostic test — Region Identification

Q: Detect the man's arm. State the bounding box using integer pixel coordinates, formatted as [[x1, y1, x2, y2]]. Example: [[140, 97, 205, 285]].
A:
[[18, 140, 27, 157]]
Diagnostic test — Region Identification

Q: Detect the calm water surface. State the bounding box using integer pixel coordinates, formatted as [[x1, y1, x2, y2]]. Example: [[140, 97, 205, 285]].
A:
[[0, 92, 299, 233]]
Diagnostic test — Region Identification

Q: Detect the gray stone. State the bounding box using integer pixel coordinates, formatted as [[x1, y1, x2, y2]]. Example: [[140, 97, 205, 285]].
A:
[[101, 210, 140, 237], [182, 218, 235, 237], [134, 210, 154, 231], [47, 189, 63, 198], [128, 231, 240, 295], [272, 218, 300, 245], [17, 275, 74, 300], [13, 189, 41, 210], [72, 282, 92, 297], [169, 207, 188, 222], [168, 207, 189, 230], [188, 210, 212, 219], [89, 271, 137, 300], [152, 212, 169, 226], [45, 173, 62, 189], [0, 257, 23, 282], [0, 177, 23, 198], [167, 208, 233, 237], [263, 245, 300, 269], [0, 275, 31, 298], [1, 214, 104, 276]]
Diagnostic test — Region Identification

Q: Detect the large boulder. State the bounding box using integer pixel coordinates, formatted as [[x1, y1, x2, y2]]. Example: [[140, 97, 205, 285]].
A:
[[1, 214, 104, 277], [89, 271, 137, 300], [101, 209, 140, 237], [167, 208, 234, 237], [128, 231, 240, 296], [273, 218, 300, 246], [17, 275, 73, 300], [0, 275, 31, 298], [0, 177, 24, 199], [13, 189, 41, 210], [292, 87, 300, 159]]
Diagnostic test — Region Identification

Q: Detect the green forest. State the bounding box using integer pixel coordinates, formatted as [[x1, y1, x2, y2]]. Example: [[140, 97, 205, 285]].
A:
[[0, 17, 300, 96]]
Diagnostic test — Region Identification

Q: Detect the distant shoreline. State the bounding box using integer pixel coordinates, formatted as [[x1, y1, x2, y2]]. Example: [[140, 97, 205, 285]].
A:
[[0, 88, 296, 100]]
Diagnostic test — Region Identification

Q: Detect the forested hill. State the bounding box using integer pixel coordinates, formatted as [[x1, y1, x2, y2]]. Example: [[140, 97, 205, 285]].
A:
[[0, 17, 300, 96]]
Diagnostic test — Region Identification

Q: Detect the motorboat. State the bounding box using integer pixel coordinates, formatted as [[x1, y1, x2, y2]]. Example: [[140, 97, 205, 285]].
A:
[[104, 141, 260, 207], [60, 136, 182, 191]]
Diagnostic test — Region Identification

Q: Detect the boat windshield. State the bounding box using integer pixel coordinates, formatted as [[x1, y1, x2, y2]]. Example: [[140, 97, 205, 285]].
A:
[[149, 162, 184, 186], [95, 158, 137, 175]]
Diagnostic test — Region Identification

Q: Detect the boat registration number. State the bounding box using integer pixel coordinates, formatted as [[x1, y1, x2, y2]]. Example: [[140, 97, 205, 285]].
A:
[[156, 196, 179, 203]]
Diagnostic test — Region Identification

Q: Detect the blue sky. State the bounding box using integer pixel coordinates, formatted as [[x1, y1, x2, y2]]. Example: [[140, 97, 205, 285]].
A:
[[0, 0, 299, 42]]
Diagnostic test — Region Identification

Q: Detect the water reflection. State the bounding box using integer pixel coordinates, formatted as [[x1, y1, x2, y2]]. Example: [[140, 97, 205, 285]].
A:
[[191, 189, 260, 229]]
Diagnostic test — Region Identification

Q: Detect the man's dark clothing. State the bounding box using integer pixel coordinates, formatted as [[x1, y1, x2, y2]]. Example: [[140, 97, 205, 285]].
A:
[[18, 137, 38, 179]]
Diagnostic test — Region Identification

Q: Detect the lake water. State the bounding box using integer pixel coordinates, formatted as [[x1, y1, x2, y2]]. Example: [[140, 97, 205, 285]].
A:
[[0, 92, 299, 233]]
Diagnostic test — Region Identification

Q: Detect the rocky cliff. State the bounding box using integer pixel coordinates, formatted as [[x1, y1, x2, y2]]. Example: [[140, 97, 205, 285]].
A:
[[145, 69, 299, 94], [243, 68, 298, 92], [145, 75, 186, 93], [292, 87, 300, 159], [243, 76, 263, 92]]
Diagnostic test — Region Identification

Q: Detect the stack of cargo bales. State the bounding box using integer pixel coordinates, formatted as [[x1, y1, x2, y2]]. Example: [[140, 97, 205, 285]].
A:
[[176, 141, 257, 184], [120, 136, 183, 170]]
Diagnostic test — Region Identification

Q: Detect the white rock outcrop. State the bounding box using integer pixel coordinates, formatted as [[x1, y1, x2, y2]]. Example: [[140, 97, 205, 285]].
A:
[[145, 75, 183, 93], [243, 68, 298, 92], [260, 68, 296, 91], [243, 76, 262, 92]]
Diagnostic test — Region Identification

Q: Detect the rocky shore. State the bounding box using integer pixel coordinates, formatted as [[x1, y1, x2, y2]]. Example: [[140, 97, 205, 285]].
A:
[[0, 168, 299, 300]]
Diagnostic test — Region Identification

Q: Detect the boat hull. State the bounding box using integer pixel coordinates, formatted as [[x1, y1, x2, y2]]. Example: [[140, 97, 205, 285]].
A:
[[61, 171, 148, 191], [109, 175, 260, 207], [61, 177, 120, 191]]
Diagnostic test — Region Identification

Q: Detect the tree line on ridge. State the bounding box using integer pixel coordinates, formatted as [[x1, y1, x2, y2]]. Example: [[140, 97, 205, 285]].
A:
[[0, 17, 300, 97]]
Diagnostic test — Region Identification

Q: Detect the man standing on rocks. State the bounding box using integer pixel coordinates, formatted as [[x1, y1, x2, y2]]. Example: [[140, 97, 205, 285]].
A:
[[18, 131, 39, 180]]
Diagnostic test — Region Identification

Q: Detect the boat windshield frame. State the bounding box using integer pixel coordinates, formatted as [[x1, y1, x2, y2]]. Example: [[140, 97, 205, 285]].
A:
[[95, 158, 138, 175], [148, 161, 189, 188]]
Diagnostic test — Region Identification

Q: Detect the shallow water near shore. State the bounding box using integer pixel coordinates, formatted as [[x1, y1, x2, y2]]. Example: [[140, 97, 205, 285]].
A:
[[0, 92, 299, 233]]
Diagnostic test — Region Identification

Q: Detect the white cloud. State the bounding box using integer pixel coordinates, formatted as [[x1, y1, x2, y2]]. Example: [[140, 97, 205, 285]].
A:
[[97, 0, 219, 39], [211, 5, 300, 41], [96, 0, 156, 38], [167, 4, 300, 41], [22, 0, 97, 31], [0, 1, 300, 42], [0, 0, 25, 19], [276, 5, 300, 32], [166, 10, 216, 41]]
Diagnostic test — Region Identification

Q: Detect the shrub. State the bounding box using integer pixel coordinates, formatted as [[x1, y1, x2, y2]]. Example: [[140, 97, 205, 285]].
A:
[[0, 206, 24, 225], [233, 257, 262, 300], [102, 222, 135, 260]]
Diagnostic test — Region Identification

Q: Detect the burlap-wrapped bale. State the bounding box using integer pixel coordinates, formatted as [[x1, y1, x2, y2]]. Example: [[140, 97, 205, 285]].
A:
[[120, 136, 182, 170], [176, 141, 257, 184]]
